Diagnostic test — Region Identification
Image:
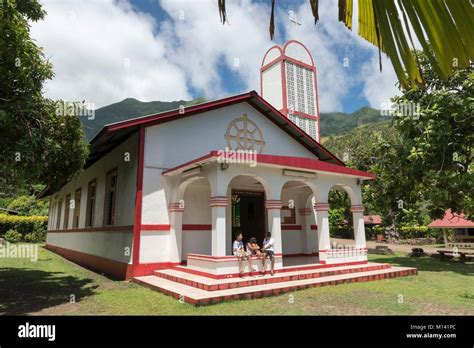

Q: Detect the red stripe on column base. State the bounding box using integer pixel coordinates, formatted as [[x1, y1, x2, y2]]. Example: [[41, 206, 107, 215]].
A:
[[141, 224, 171, 231], [281, 225, 302, 230], [182, 224, 212, 231], [45, 244, 132, 280]]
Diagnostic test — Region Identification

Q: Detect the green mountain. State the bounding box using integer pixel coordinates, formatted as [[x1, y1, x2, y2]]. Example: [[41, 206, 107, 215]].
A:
[[81, 98, 384, 141], [319, 106, 386, 138], [81, 97, 206, 140]]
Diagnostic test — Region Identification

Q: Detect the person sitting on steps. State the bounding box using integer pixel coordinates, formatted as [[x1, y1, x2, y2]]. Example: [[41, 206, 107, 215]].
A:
[[233, 232, 256, 277], [262, 232, 276, 275], [246, 237, 265, 275]]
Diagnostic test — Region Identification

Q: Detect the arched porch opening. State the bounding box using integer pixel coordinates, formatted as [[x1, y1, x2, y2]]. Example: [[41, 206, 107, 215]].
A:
[[226, 175, 268, 255], [280, 180, 319, 267], [328, 184, 356, 248]]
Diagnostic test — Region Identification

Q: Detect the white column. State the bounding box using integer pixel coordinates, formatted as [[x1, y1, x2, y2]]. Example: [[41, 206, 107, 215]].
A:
[[168, 202, 184, 263], [314, 202, 331, 264], [351, 205, 366, 248], [210, 196, 228, 256], [266, 199, 282, 254]]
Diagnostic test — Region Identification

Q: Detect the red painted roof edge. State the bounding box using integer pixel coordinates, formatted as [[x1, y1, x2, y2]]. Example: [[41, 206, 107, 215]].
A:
[[162, 151, 375, 179], [91, 90, 343, 166]]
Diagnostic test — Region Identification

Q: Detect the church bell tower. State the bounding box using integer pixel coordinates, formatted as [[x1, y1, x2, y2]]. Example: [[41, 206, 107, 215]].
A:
[[260, 40, 320, 142]]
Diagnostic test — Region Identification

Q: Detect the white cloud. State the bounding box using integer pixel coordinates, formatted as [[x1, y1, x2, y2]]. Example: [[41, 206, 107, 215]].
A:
[[360, 55, 400, 109], [31, 0, 399, 111], [32, 0, 190, 108], [158, 0, 273, 98]]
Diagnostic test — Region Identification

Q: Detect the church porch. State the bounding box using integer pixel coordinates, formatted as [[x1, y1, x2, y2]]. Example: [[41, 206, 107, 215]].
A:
[[161, 151, 374, 278]]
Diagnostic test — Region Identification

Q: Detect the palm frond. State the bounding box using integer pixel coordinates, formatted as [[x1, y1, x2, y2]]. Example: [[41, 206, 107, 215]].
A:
[[270, 0, 275, 40], [347, 0, 472, 89], [217, 0, 474, 89], [218, 0, 227, 24], [338, 0, 352, 30], [310, 0, 319, 24]]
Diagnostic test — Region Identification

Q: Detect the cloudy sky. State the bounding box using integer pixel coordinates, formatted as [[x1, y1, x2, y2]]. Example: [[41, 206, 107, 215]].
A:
[[31, 0, 400, 112]]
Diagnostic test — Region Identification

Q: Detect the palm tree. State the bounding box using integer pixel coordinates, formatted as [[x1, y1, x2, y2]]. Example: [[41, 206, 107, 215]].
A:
[[218, 0, 473, 90]]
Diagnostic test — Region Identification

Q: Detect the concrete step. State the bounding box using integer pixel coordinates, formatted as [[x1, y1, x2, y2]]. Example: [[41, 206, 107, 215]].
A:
[[134, 266, 417, 305], [154, 262, 392, 291]]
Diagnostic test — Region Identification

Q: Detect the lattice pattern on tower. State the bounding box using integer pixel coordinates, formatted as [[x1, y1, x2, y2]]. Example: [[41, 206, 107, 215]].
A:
[[296, 66, 305, 113], [286, 62, 296, 111], [305, 69, 316, 115]]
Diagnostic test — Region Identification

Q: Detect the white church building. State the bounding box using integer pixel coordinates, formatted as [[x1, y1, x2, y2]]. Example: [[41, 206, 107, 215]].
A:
[[42, 41, 376, 281]]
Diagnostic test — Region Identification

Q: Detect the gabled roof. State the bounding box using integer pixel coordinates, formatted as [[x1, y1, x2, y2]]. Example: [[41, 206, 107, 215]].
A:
[[428, 209, 474, 229], [38, 91, 368, 199], [86, 90, 344, 168]]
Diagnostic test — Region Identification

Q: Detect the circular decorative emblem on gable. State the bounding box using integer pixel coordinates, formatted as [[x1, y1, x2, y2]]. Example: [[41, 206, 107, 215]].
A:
[[224, 114, 265, 153]]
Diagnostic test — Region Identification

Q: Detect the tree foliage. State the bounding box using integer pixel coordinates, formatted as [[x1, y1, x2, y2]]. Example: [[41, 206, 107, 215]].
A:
[[0, 0, 88, 195], [324, 51, 473, 225], [390, 52, 473, 220]]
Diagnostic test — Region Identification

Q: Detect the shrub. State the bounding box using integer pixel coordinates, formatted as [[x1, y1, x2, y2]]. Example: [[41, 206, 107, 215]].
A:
[[24, 230, 46, 243], [0, 214, 48, 242], [399, 226, 429, 239], [6, 195, 49, 216], [3, 229, 22, 243]]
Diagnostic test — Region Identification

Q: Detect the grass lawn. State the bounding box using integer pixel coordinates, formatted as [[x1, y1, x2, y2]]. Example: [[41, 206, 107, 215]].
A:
[[1, 245, 473, 315]]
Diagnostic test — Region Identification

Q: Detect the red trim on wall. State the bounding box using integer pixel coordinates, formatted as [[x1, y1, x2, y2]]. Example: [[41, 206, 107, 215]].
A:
[[292, 110, 319, 122], [260, 45, 283, 68], [141, 224, 171, 231], [45, 244, 182, 279], [281, 225, 302, 230], [177, 259, 369, 279], [48, 225, 133, 233], [182, 224, 212, 231], [313, 65, 321, 142], [45, 244, 132, 280], [132, 125, 145, 267], [187, 253, 283, 261], [132, 262, 181, 277], [261, 56, 282, 72], [283, 55, 315, 71]]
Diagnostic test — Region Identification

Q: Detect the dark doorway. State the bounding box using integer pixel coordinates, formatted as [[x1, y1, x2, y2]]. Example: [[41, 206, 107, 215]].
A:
[[231, 190, 266, 244]]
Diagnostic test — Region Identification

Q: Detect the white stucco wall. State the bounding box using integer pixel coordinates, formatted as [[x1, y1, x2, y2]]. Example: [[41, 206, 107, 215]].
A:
[[139, 231, 170, 263], [262, 63, 283, 110], [46, 133, 139, 263], [182, 184, 212, 258], [144, 102, 316, 171]]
